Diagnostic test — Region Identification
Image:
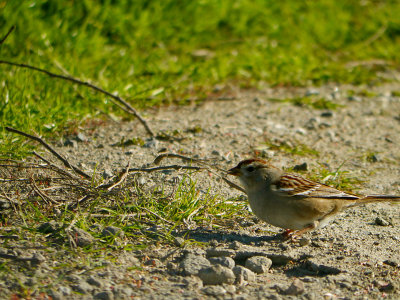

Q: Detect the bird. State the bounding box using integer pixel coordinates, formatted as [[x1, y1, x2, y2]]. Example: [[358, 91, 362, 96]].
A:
[[228, 158, 400, 239]]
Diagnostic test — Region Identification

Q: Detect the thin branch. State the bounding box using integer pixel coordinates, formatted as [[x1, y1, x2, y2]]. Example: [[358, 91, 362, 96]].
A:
[[153, 153, 206, 165], [128, 165, 204, 173], [33, 151, 80, 180], [0, 26, 15, 46], [0, 60, 154, 136], [106, 162, 130, 191], [31, 176, 58, 204], [153, 152, 227, 172], [5, 127, 90, 179]]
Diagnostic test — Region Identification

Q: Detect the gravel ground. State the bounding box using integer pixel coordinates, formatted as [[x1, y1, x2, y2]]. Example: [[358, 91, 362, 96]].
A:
[[1, 84, 400, 299]]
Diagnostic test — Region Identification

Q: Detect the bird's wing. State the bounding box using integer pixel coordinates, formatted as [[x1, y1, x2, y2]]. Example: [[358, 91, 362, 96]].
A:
[[272, 174, 360, 200]]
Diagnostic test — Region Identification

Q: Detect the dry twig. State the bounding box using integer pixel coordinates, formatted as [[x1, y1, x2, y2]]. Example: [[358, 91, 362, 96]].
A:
[[5, 127, 90, 179], [0, 26, 15, 46], [0, 60, 154, 136]]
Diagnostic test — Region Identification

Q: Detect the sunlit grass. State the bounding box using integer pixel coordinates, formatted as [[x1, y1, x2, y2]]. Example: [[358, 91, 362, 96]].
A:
[[2, 1, 400, 157]]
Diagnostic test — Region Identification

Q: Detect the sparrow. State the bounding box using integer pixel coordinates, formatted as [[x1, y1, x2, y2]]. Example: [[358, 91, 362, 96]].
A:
[[228, 159, 400, 239]]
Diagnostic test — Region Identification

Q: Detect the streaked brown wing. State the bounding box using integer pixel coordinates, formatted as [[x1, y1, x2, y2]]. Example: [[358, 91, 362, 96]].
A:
[[272, 174, 360, 200]]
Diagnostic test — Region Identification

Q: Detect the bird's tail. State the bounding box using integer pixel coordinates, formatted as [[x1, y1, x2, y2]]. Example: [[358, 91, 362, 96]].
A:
[[354, 195, 400, 206]]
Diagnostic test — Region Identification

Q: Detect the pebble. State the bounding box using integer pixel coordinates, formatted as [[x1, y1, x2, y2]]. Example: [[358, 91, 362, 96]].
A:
[[299, 237, 311, 246], [72, 281, 93, 294], [180, 254, 211, 276], [305, 117, 320, 130], [87, 276, 103, 287], [101, 226, 123, 237], [102, 169, 114, 179], [37, 220, 61, 233], [70, 227, 96, 247], [245, 256, 272, 274], [143, 138, 158, 149], [201, 285, 226, 296], [93, 290, 114, 300], [305, 89, 320, 96], [64, 138, 78, 148], [206, 247, 235, 257], [58, 286, 72, 296], [267, 254, 296, 265], [284, 278, 304, 295], [198, 265, 235, 285], [208, 257, 235, 269], [182, 276, 203, 289], [320, 111, 334, 118], [76, 133, 88, 142], [374, 280, 395, 292], [232, 265, 256, 283], [375, 216, 390, 226], [293, 162, 308, 171], [174, 237, 185, 247]]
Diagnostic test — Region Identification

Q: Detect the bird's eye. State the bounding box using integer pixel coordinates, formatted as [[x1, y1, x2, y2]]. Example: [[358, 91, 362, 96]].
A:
[[246, 166, 255, 172]]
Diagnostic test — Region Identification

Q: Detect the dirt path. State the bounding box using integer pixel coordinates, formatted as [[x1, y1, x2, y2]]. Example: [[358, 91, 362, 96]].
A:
[[1, 84, 399, 299]]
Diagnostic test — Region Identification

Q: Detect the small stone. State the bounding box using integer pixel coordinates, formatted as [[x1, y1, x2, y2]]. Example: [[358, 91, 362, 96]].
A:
[[305, 117, 320, 130], [37, 220, 61, 233], [293, 162, 308, 171], [224, 284, 236, 294], [383, 259, 399, 267], [198, 265, 235, 285], [143, 138, 158, 149], [64, 139, 78, 148], [375, 216, 390, 226], [72, 281, 93, 294], [228, 241, 242, 250], [296, 127, 307, 135], [87, 276, 102, 287], [70, 227, 95, 247], [348, 95, 362, 102], [182, 276, 203, 289], [180, 254, 211, 276], [267, 254, 296, 265], [209, 257, 235, 269], [321, 111, 334, 118], [201, 285, 226, 296], [211, 150, 221, 156], [206, 247, 235, 257], [94, 290, 114, 300], [305, 89, 319, 96], [101, 226, 123, 237], [245, 256, 272, 274], [58, 286, 71, 296], [374, 280, 395, 292], [232, 265, 256, 283], [76, 133, 88, 142], [174, 237, 185, 247], [299, 237, 311, 247], [102, 169, 114, 179], [285, 278, 304, 295]]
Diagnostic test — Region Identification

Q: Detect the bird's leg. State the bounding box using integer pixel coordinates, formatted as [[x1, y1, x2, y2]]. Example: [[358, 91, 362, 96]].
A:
[[281, 229, 295, 240], [290, 221, 318, 241]]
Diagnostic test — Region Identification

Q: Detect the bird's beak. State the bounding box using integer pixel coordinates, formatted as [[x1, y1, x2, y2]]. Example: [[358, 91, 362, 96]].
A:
[[227, 166, 241, 176]]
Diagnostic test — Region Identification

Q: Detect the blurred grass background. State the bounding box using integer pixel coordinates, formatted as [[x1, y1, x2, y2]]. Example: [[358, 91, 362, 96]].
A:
[[1, 0, 400, 157]]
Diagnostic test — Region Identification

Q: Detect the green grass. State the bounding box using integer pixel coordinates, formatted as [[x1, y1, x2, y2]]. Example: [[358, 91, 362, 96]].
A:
[[270, 96, 343, 110], [2, 1, 400, 157], [262, 139, 320, 157]]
